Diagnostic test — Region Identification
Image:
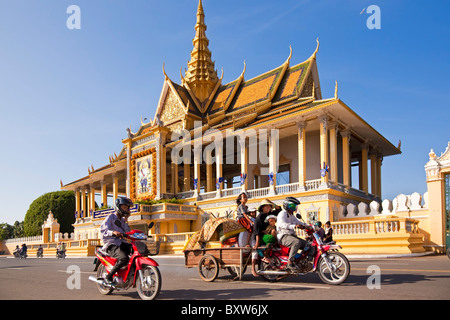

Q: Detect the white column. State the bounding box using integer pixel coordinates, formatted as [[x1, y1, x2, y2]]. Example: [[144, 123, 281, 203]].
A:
[[193, 146, 201, 196], [240, 136, 248, 191], [319, 115, 329, 185], [216, 143, 223, 195], [268, 128, 279, 194], [297, 121, 307, 191]]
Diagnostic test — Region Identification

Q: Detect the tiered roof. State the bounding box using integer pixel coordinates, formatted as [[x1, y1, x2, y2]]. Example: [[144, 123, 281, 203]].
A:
[[148, 0, 324, 134]]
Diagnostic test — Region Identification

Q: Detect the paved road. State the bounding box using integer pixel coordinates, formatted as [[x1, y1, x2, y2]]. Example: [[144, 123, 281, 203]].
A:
[[0, 255, 449, 300]]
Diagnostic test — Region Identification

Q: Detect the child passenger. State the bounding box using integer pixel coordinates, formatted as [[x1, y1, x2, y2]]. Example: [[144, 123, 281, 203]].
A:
[[263, 215, 277, 244], [236, 192, 254, 247]]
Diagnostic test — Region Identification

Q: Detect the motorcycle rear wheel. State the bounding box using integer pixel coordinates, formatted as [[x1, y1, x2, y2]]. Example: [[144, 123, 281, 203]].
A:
[[258, 258, 282, 282], [136, 265, 162, 300], [96, 264, 114, 295], [317, 252, 350, 285]]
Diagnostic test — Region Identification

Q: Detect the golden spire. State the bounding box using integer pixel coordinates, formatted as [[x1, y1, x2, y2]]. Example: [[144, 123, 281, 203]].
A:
[[184, 0, 219, 103]]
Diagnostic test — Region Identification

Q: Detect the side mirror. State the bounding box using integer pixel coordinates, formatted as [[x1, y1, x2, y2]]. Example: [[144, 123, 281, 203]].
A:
[[296, 213, 302, 220], [148, 222, 154, 229]]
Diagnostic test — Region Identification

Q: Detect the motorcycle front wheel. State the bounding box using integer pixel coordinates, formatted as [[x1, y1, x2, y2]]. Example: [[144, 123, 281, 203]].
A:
[[136, 265, 161, 300], [317, 252, 350, 285]]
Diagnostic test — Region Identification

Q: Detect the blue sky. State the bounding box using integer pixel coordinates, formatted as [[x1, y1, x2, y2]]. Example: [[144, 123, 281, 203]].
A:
[[0, 0, 449, 224]]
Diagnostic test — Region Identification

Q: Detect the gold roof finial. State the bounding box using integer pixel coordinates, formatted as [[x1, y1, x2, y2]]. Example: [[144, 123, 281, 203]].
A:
[[184, 0, 219, 103], [313, 38, 319, 58], [334, 80, 338, 99], [240, 60, 247, 79], [162, 62, 169, 81], [284, 45, 293, 65]]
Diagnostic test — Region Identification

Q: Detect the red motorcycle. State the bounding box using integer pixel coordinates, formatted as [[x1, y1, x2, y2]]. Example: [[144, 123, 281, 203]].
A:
[[257, 215, 350, 285], [89, 222, 162, 300]]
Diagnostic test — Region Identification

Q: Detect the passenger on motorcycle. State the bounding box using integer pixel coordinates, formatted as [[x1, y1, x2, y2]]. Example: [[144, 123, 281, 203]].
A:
[[57, 242, 66, 256], [251, 199, 281, 277], [20, 243, 27, 258], [99, 197, 133, 285], [276, 197, 309, 271]]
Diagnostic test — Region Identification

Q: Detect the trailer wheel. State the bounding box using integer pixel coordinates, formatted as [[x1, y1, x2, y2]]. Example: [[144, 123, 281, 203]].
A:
[[198, 254, 219, 282]]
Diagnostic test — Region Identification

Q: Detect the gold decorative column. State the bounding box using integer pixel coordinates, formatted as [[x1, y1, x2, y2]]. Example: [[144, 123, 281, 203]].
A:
[[206, 152, 213, 192], [370, 151, 378, 196], [112, 175, 119, 201], [75, 189, 80, 219], [341, 130, 351, 189], [161, 146, 167, 195], [376, 153, 382, 197], [80, 188, 86, 217], [90, 185, 96, 215], [184, 162, 191, 192], [101, 182, 108, 208], [172, 162, 179, 194], [361, 143, 369, 194], [329, 122, 338, 184]]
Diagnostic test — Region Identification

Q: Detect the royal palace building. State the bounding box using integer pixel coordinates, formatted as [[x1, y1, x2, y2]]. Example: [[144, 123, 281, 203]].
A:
[[53, 1, 447, 256]]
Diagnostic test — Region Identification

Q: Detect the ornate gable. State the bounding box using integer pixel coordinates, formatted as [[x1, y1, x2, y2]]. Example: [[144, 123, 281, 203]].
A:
[[160, 87, 185, 124], [153, 79, 189, 133]]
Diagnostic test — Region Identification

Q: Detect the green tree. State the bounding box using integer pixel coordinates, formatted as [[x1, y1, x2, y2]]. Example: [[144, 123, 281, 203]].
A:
[[23, 190, 75, 236], [0, 223, 14, 240], [13, 221, 24, 238]]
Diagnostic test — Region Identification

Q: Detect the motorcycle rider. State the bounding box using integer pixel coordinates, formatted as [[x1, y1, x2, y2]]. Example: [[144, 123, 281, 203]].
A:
[[276, 197, 309, 271], [100, 197, 133, 285], [20, 243, 27, 258], [37, 245, 44, 257], [57, 242, 66, 258], [13, 245, 20, 258]]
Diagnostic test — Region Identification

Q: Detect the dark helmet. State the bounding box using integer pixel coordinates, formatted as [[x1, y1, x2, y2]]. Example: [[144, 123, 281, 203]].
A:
[[283, 196, 300, 212], [115, 197, 133, 217]]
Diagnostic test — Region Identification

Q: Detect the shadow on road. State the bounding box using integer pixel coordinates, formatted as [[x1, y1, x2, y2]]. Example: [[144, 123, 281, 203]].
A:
[[159, 286, 312, 300]]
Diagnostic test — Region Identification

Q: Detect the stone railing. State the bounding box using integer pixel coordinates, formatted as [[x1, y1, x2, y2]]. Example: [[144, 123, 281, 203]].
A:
[[305, 179, 321, 191], [332, 218, 420, 235], [154, 232, 195, 243], [276, 182, 300, 195], [4, 235, 43, 244], [139, 203, 197, 214], [175, 179, 325, 201], [338, 192, 428, 219], [295, 217, 420, 238]]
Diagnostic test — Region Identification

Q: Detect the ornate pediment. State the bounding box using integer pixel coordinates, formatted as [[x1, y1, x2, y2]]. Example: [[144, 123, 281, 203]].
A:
[[160, 87, 186, 125]]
